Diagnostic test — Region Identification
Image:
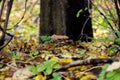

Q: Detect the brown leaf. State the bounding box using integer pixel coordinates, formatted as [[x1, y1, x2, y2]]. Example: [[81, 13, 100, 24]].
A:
[[12, 68, 32, 80], [51, 34, 69, 39]]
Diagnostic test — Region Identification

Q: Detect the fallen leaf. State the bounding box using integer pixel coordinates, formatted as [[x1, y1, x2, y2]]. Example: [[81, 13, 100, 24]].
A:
[[12, 68, 32, 80], [106, 61, 120, 72], [80, 74, 96, 80], [59, 58, 72, 64], [51, 34, 69, 40], [35, 74, 45, 80]]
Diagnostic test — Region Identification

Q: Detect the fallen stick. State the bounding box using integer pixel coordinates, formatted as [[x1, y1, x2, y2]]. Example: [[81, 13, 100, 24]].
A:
[[56, 58, 118, 71]]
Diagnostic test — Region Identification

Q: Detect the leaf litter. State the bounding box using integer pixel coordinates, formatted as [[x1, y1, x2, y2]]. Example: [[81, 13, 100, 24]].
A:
[[0, 34, 120, 80]]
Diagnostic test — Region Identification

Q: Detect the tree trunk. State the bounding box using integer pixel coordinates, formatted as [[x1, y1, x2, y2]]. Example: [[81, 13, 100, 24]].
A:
[[40, 0, 93, 41], [40, 0, 66, 36]]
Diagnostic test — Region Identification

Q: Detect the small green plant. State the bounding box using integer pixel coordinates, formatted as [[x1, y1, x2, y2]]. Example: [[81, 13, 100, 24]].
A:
[[51, 72, 62, 80], [76, 8, 88, 18], [78, 50, 86, 54], [28, 60, 61, 76], [9, 51, 20, 59], [108, 45, 118, 56], [114, 38, 120, 45], [98, 64, 120, 80], [98, 64, 110, 80], [29, 51, 39, 57], [0, 64, 3, 69], [40, 36, 56, 43]]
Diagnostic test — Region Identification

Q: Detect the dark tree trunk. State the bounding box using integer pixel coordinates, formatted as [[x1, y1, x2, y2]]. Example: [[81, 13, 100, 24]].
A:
[[40, 0, 93, 41], [40, 0, 67, 36], [66, 0, 93, 41]]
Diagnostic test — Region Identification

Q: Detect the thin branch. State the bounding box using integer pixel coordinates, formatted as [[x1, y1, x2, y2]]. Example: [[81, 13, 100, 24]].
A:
[[0, 0, 2, 3], [0, 33, 13, 50], [80, 17, 90, 40], [91, 2, 119, 38], [104, 1, 118, 30], [0, 26, 13, 50], [0, 0, 14, 50], [3, 0, 14, 31], [0, 0, 6, 19], [13, 0, 28, 29], [114, 0, 120, 30], [56, 58, 117, 71]]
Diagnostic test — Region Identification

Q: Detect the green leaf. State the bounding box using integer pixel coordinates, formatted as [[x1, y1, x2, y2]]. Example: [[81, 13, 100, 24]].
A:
[[106, 71, 120, 80], [40, 36, 51, 42], [9, 51, 15, 55], [78, 50, 86, 54], [32, 70, 38, 76], [44, 60, 57, 67], [108, 45, 118, 56], [98, 64, 110, 80], [52, 72, 60, 77], [36, 64, 46, 72], [105, 68, 120, 80], [12, 55, 20, 59], [43, 60, 58, 75], [76, 9, 82, 17], [115, 31, 120, 38], [28, 66, 38, 75], [52, 73, 62, 80], [53, 64, 61, 69], [45, 66, 53, 75], [115, 38, 120, 45], [113, 73, 120, 80], [106, 71, 117, 79], [40, 36, 56, 43], [28, 66, 36, 71], [0, 64, 3, 69], [30, 51, 39, 56]]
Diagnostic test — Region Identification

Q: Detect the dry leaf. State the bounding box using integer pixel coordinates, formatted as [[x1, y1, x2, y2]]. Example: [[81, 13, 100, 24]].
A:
[[12, 68, 32, 80], [59, 58, 72, 64], [106, 61, 120, 72], [51, 34, 69, 39]]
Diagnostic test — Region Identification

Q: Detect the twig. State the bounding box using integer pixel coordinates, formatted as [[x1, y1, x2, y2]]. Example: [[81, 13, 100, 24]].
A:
[[12, 0, 28, 30], [4, 0, 14, 31], [0, 0, 14, 50], [104, 0, 118, 29], [0, 0, 2, 3], [82, 65, 102, 73], [113, 0, 120, 30], [56, 58, 117, 71], [0, 0, 6, 19], [80, 17, 90, 40], [91, 2, 119, 38], [0, 29, 13, 50]]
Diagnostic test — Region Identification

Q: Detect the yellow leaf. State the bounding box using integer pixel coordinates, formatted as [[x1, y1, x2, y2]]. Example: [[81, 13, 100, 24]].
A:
[[59, 58, 72, 64], [50, 57, 59, 61], [98, 55, 107, 58], [61, 49, 68, 54], [68, 66, 82, 71], [0, 71, 6, 80], [80, 66, 87, 71], [80, 75, 96, 80], [4, 77, 12, 80], [35, 74, 45, 80]]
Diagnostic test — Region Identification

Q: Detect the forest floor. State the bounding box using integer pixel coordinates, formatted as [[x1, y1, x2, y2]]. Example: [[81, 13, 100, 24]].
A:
[[0, 33, 120, 80]]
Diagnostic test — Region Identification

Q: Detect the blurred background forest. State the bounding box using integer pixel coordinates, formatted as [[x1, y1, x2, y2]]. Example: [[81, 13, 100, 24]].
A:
[[0, 0, 119, 42], [0, 0, 120, 80], [0, 0, 40, 41], [0, 0, 118, 42]]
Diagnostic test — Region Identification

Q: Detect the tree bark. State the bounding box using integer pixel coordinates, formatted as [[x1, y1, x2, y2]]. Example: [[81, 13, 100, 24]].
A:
[[40, 0, 93, 41], [40, 0, 66, 36]]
